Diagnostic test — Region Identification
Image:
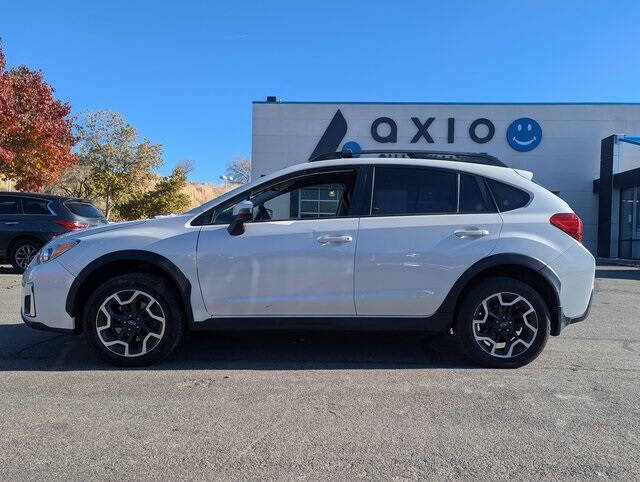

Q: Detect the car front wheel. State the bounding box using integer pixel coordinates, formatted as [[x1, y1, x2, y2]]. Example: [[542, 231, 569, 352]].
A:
[[454, 277, 550, 368], [82, 273, 185, 367]]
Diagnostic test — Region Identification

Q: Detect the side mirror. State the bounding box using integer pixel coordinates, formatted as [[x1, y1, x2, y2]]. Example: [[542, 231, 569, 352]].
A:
[[227, 200, 253, 236]]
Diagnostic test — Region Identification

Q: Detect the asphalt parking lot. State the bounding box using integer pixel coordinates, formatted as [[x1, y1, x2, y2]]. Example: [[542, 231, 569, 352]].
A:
[[0, 265, 639, 480]]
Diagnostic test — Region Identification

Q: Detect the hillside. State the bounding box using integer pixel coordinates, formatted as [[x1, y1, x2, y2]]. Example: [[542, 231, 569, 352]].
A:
[[0, 177, 235, 212], [182, 181, 233, 210]]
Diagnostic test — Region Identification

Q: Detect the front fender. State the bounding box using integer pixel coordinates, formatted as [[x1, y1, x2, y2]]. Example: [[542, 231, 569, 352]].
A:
[[65, 250, 194, 327]]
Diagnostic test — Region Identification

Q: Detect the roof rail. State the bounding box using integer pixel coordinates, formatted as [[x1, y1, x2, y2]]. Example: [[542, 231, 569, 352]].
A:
[[309, 149, 507, 167]]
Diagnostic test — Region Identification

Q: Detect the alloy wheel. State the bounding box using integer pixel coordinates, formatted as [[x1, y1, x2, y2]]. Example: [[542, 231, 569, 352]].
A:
[[96, 289, 166, 357], [14, 244, 38, 269], [472, 292, 538, 359]]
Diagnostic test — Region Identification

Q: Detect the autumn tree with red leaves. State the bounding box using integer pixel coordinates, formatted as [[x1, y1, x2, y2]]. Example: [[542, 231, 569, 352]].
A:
[[0, 38, 76, 191]]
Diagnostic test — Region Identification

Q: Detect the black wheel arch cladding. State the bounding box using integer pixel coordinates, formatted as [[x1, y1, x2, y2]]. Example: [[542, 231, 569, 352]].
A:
[[66, 250, 194, 328], [435, 253, 562, 334]]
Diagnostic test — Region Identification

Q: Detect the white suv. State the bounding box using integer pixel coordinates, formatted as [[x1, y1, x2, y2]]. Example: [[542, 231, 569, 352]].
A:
[[21, 151, 595, 368]]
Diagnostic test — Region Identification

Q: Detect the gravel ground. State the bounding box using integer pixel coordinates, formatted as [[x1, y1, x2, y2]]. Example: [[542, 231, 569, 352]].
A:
[[0, 264, 638, 480]]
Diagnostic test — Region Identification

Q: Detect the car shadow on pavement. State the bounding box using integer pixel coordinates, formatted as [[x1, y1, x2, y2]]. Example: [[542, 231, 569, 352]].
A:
[[0, 323, 475, 371]]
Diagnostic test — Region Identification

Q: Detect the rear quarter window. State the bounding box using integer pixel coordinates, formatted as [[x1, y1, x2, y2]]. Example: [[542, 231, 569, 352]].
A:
[[459, 174, 495, 213], [22, 199, 52, 215], [65, 201, 104, 218], [485, 179, 530, 212]]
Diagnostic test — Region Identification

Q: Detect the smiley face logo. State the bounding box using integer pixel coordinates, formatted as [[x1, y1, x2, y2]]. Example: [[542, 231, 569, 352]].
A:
[[507, 118, 542, 152]]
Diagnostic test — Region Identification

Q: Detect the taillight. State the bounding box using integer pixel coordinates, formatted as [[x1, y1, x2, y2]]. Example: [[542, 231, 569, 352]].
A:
[[550, 213, 583, 243], [55, 220, 89, 230]]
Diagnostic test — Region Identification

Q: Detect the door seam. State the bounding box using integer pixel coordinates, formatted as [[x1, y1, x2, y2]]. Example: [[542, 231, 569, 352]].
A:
[[352, 217, 361, 316]]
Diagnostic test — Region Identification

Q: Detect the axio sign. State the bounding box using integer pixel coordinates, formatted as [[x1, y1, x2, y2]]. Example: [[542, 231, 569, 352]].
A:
[[309, 109, 542, 160]]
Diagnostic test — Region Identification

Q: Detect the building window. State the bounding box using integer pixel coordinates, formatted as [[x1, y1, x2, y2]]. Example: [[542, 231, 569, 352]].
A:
[[620, 186, 640, 259], [298, 185, 344, 218]]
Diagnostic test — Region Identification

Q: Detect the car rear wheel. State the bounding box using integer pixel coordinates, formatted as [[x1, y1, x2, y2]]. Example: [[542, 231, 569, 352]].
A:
[[454, 277, 550, 368], [82, 273, 185, 367], [10, 239, 42, 273]]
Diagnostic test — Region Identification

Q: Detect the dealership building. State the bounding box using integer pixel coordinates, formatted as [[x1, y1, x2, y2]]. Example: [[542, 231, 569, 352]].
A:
[[251, 100, 640, 259]]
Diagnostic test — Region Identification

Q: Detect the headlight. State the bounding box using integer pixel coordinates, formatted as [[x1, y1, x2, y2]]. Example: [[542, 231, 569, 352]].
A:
[[38, 240, 80, 264]]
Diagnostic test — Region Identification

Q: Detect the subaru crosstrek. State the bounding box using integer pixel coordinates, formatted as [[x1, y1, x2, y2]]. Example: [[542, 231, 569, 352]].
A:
[[21, 151, 595, 368]]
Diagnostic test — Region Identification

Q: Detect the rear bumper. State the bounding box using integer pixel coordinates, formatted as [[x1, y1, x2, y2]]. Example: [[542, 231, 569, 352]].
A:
[[548, 242, 595, 322], [558, 289, 593, 333]]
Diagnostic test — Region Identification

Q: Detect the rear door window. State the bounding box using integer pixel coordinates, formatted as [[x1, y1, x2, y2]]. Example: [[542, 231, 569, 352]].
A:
[[65, 201, 104, 218], [0, 197, 21, 214], [485, 179, 530, 212], [22, 198, 52, 215], [371, 166, 457, 215]]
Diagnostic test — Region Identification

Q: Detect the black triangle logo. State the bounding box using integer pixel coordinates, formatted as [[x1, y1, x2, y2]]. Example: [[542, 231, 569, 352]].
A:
[[309, 109, 348, 160]]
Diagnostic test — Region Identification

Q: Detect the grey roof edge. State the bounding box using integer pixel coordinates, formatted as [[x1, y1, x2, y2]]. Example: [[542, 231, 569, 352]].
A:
[[253, 100, 640, 106]]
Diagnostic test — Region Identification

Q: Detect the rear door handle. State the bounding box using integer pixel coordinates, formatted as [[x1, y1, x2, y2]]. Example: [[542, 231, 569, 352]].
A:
[[316, 234, 353, 244], [4, 222, 18, 225], [454, 228, 489, 238]]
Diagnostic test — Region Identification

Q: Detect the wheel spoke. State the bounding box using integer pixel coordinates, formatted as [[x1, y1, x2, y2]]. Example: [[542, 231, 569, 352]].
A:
[[104, 305, 127, 323], [501, 336, 515, 356], [145, 301, 164, 321], [506, 338, 531, 358], [141, 333, 162, 354]]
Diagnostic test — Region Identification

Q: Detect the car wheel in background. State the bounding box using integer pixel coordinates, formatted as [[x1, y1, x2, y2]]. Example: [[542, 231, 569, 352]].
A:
[[10, 239, 42, 273], [82, 273, 185, 367], [454, 277, 550, 368]]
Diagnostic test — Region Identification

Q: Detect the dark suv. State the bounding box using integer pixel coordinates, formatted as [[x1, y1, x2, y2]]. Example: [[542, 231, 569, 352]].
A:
[[0, 192, 106, 272]]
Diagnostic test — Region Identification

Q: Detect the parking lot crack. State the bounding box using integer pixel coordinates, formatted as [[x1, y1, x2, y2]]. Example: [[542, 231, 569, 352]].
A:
[[11, 334, 67, 358], [221, 389, 301, 467]]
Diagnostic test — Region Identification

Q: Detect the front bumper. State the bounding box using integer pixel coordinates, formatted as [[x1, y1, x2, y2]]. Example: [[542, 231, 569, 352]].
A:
[[21, 311, 77, 334], [21, 259, 77, 332]]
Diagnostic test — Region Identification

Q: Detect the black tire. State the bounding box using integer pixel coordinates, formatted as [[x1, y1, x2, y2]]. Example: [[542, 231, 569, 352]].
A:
[[454, 277, 550, 368], [82, 273, 185, 367], [10, 239, 42, 273]]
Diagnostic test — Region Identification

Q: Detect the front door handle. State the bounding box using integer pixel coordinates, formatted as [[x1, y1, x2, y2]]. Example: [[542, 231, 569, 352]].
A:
[[454, 228, 489, 239], [4, 221, 18, 225], [316, 234, 353, 244]]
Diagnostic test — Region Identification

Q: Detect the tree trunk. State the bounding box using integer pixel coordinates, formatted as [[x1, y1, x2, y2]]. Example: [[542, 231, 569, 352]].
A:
[[105, 185, 111, 220]]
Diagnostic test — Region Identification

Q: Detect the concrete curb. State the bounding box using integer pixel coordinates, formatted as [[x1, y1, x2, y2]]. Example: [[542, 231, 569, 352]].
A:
[[596, 258, 640, 268]]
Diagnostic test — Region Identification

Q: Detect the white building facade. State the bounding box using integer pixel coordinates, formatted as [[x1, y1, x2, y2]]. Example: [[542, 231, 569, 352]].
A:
[[252, 100, 640, 258]]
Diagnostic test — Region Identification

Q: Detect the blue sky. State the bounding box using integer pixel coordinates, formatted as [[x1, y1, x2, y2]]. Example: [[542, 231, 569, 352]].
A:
[[2, 1, 640, 182]]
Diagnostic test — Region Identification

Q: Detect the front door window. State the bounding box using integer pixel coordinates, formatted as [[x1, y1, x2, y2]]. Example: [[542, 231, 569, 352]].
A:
[[213, 170, 357, 224]]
